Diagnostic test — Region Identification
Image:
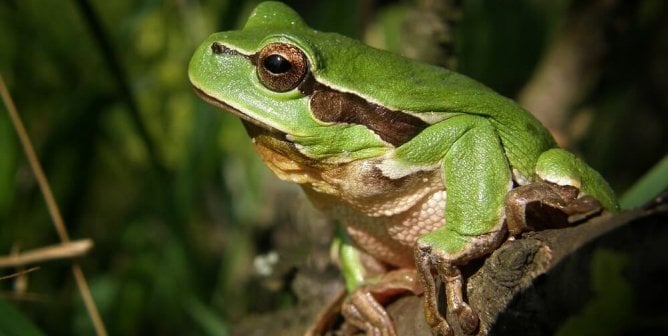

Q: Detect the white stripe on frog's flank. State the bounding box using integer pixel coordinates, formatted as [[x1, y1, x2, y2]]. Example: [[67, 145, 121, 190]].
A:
[[376, 154, 440, 180], [537, 171, 581, 189], [512, 168, 532, 186]]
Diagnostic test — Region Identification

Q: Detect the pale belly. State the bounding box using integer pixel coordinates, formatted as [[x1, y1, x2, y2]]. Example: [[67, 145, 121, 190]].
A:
[[304, 175, 446, 268], [339, 190, 446, 267]]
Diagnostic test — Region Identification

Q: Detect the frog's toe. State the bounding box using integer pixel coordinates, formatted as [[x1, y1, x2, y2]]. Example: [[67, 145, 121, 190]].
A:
[[455, 304, 479, 335], [562, 195, 602, 223], [439, 263, 479, 335], [432, 320, 454, 336]]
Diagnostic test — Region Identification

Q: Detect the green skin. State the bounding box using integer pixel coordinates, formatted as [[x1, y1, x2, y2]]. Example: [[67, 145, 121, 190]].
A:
[[189, 2, 618, 335]]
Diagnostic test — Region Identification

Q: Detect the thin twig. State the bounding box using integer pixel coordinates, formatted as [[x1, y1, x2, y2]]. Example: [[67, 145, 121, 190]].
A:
[[0, 74, 108, 336], [0, 240, 94, 268], [0, 267, 41, 281]]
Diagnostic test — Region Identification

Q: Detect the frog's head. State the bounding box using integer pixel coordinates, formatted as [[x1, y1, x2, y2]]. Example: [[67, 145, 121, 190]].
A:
[[188, 1, 428, 164]]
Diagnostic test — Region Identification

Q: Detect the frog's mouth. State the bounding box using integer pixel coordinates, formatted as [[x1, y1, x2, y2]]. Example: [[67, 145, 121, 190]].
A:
[[192, 86, 306, 163], [192, 86, 287, 139]]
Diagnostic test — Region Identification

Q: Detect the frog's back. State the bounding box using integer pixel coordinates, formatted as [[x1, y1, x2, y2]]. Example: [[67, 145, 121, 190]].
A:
[[308, 32, 557, 180]]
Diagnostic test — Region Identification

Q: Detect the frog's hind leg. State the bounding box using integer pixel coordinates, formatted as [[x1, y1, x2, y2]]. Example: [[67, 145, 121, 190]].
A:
[[505, 179, 603, 236], [414, 117, 512, 335]]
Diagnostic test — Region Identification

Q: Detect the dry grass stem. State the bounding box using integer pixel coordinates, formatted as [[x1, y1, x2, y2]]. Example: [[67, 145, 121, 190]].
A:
[[0, 240, 94, 268], [1, 74, 108, 336]]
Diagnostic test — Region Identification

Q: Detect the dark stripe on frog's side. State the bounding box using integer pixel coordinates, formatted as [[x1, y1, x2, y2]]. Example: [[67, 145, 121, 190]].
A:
[[214, 42, 429, 147], [306, 81, 429, 147], [297, 72, 429, 147]]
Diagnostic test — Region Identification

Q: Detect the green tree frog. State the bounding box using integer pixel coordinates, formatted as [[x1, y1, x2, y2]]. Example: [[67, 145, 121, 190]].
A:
[[188, 2, 618, 335]]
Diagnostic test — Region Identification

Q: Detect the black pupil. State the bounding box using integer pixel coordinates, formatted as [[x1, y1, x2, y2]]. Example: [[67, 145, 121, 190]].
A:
[[263, 54, 292, 74]]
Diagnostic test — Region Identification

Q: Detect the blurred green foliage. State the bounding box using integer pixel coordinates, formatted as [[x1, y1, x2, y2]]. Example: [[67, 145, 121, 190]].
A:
[[557, 249, 634, 336], [0, 0, 666, 335]]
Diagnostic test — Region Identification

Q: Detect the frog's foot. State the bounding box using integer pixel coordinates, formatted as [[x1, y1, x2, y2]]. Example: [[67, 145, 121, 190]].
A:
[[505, 180, 603, 236], [341, 269, 421, 336], [342, 290, 396, 336], [415, 245, 481, 336]]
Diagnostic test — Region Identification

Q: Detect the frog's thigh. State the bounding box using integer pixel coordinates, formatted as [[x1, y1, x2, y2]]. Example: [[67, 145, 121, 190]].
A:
[[419, 119, 511, 261]]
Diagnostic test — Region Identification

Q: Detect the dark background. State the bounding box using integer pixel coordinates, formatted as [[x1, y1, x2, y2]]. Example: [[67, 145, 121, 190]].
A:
[[1, 0, 666, 334]]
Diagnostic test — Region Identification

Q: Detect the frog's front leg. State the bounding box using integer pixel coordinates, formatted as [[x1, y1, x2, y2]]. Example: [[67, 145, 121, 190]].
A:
[[341, 269, 421, 336], [342, 289, 395, 336], [334, 225, 422, 335], [413, 118, 512, 335]]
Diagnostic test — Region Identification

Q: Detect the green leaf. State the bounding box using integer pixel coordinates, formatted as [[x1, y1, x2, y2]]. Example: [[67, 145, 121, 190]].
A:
[[0, 299, 46, 336], [620, 155, 668, 209]]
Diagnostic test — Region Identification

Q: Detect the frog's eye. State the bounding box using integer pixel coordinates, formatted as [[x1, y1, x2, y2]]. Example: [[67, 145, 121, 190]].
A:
[[256, 43, 308, 92]]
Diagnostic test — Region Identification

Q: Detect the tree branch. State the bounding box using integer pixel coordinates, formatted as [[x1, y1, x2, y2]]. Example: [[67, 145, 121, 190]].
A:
[[230, 200, 667, 335], [385, 202, 668, 335]]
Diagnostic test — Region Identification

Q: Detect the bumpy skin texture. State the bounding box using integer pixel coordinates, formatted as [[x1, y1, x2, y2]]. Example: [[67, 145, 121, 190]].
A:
[[189, 2, 618, 335]]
